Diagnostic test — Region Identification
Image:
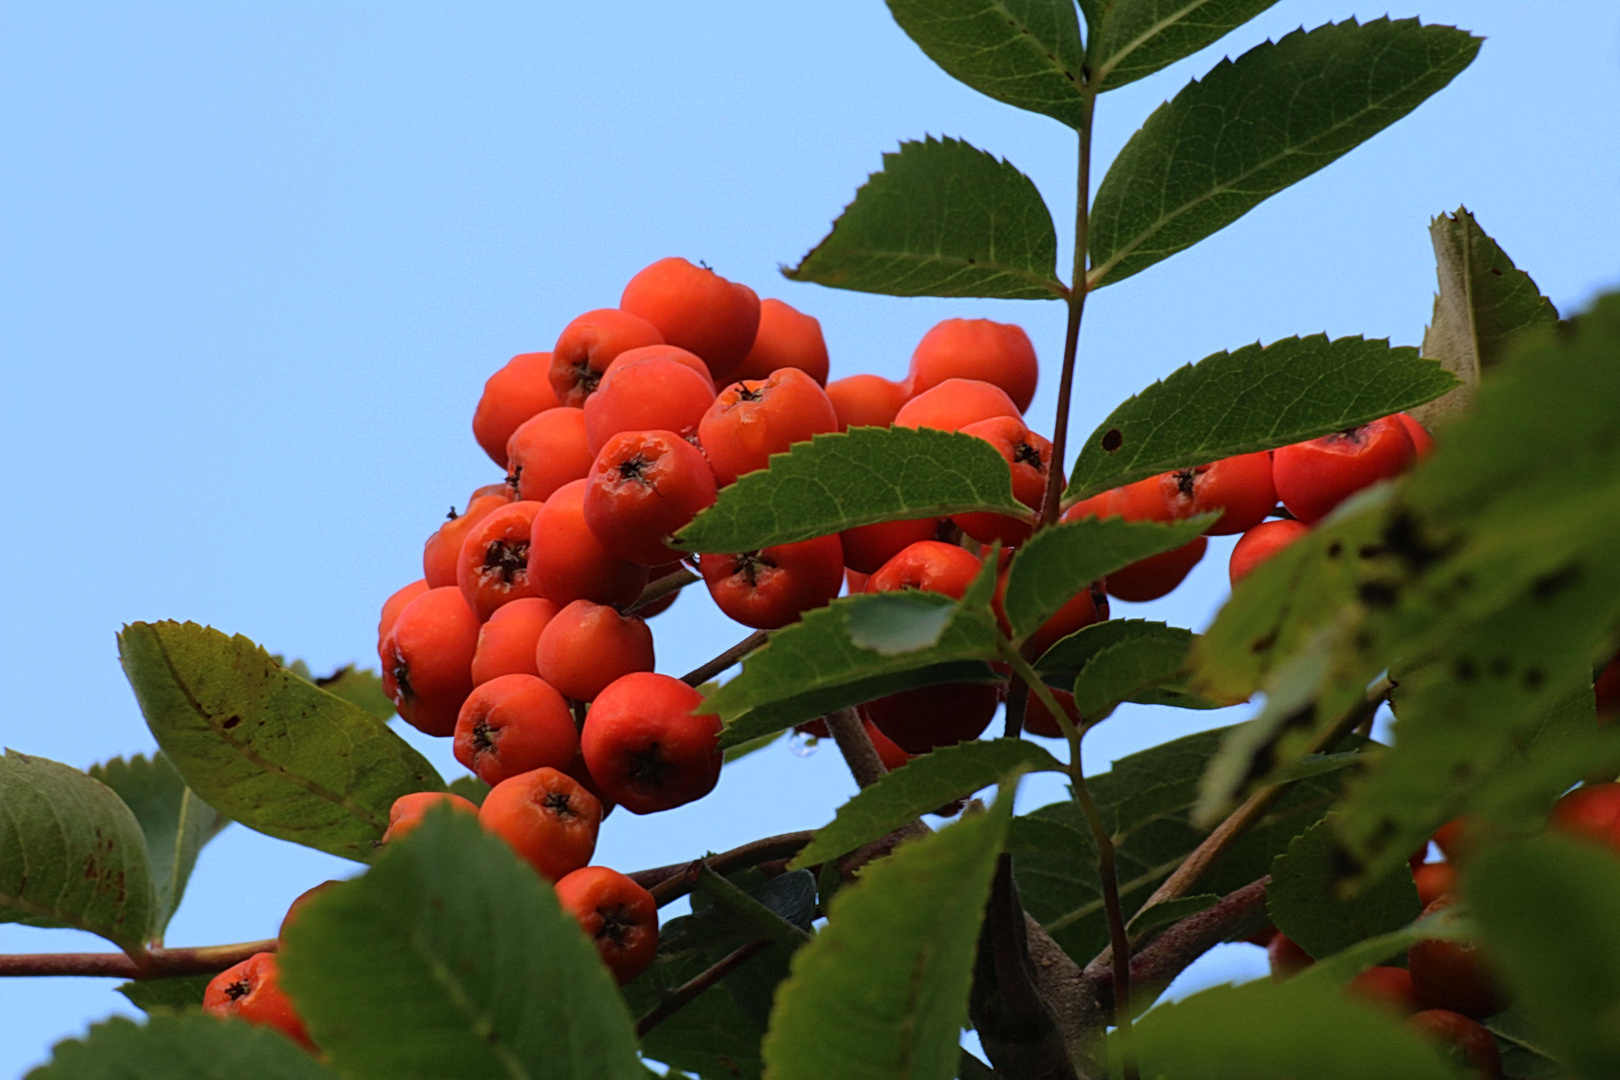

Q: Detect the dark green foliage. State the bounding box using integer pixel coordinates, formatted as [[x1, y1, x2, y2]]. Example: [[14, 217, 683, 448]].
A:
[[1090, 0, 1280, 91], [1088, 18, 1480, 286], [25, 1015, 337, 1080], [785, 137, 1066, 299], [1267, 816, 1421, 958]]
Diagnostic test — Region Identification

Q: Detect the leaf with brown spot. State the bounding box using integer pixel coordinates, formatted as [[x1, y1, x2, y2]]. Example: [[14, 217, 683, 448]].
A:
[[119, 622, 443, 862], [0, 751, 158, 952]]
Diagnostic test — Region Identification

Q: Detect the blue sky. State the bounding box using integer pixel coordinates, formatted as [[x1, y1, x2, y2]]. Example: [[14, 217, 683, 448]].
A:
[[2, 2, 1616, 1074]]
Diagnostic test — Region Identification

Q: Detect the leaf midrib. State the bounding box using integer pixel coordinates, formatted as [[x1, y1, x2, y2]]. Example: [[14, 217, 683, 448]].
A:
[[1095, 0, 1214, 87], [1088, 38, 1459, 285], [149, 632, 387, 835]]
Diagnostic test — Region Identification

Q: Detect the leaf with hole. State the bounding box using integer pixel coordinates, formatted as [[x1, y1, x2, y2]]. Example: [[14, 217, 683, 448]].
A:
[[0, 751, 156, 953], [786, 136, 1065, 300], [120, 622, 444, 862], [677, 426, 1027, 554], [1087, 18, 1480, 287], [277, 808, 644, 1080], [886, 0, 1088, 128], [88, 751, 227, 938], [1063, 334, 1456, 502]]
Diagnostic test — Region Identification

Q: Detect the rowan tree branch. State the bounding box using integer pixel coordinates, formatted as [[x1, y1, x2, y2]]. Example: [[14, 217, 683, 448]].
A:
[[826, 706, 888, 789], [635, 938, 773, 1037], [0, 938, 277, 980], [682, 629, 769, 687], [633, 830, 818, 906], [628, 566, 699, 614]]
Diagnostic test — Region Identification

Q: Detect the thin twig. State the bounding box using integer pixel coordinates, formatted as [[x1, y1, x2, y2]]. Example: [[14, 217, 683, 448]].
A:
[[826, 706, 888, 789], [1133, 679, 1393, 921], [682, 629, 769, 687], [0, 938, 276, 980], [633, 831, 818, 906], [635, 938, 772, 1037], [628, 567, 699, 613]]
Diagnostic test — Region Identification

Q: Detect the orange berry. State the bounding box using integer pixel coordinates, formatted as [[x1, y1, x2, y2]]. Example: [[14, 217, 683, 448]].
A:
[[908, 318, 1038, 412], [731, 298, 829, 385]]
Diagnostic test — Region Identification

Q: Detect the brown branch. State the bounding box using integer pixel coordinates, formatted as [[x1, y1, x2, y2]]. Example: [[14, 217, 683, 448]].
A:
[[630, 831, 817, 907], [682, 629, 769, 687], [826, 707, 888, 789], [1132, 679, 1391, 923], [628, 567, 698, 614], [0, 938, 277, 980], [1083, 877, 1270, 1014], [635, 938, 772, 1037]]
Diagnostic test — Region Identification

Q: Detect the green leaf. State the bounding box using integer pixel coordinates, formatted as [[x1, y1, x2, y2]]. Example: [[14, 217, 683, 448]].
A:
[[88, 752, 227, 938], [1004, 517, 1212, 638], [705, 589, 1004, 749], [119, 621, 444, 863], [761, 785, 1014, 1080], [1413, 207, 1559, 429], [692, 866, 813, 946], [791, 740, 1063, 869], [886, 0, 1088, 128], [1484, 1008, 1568, 1080], [1467, 835, 1620, 1079], [1129, 979, 1459, 1079], [1267, 817, 1420, 959], [1063, 335, 1457, 501], [1012, 726, 1358, 967], [1091, 0, 1280, 91], [277, 808, 644, 1080], [677, 426, 1027, 554], [1068, 626, 1196, 721], [785, 136, 1066, 300], [115, 973, 215, 1014], [1088, 18, 1480, 288], [723, 729, 786, 765], [445, 774, 491, 807], [1291, 907, 1470, 992], [0, 751, 156, 952], [1194, 294, 1620, 879], [25, 1014, 338, 1080], [1035, 619, 1228, 710]]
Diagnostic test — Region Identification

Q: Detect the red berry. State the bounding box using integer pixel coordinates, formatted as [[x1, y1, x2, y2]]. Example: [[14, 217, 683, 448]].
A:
[[555, 866, 660, 985], [698, 367, 839, 486], [700, 535, 845, 629], [1229, 518, 1311, 585], [203, 952, 315, 1051], [1159, 452, 1277, 535], [470, 597, 559, 685], [908, 318, 1038, 413], [1272, 416, 1417, 524], [506, 407, 595, 502], [952, 415, 1051, 546], [478, 766, 602, 882], [619, 257, 760, 383], [580, 673, 722, 814], [731, 298, 829, 385], [1408, 1009, 1502, 1078], [584, 430, 718, 566], [453, 674, 578, 786], [456, 501, 545, 621], [583, 356, 717, 456], [866, 540, 983, 600], [527, 479, 648, 608], [535, 600, 656, 703], [473, 351, 560, 469], [549, 308, 665, 407], [1267, 932, 1314, 979], [381, 587, 481, 737], [1346, 965, 1420, 1016], [826, 374, 909, 431], [893, 378, 1021, 432], [1106, 538, 1208, 603], [381, 791, 479, 844]]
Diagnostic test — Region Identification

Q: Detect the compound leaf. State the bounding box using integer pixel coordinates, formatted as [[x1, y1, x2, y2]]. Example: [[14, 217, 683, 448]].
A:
[[1088, 18, 1480, 287], [277, 808, 643, 1080], [786, 136, 1066, 300], [0, 751, 156, 953], [120, 621, 443, 863], [1063, 335, 1457, 501]]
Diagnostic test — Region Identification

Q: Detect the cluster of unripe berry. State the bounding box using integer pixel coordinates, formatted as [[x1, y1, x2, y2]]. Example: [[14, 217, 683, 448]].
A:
[[1255, 782, 1620, 1078]]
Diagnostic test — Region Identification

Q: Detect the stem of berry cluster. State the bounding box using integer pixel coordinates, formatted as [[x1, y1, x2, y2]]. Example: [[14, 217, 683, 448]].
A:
[[1040, 91, 1098, 529], [0, 938, 276, 980], [681, 629, 769, 686]]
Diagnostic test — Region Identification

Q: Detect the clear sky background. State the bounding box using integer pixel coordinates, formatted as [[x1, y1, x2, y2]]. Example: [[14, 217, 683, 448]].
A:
[[2, 2, 1616, 1074]]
